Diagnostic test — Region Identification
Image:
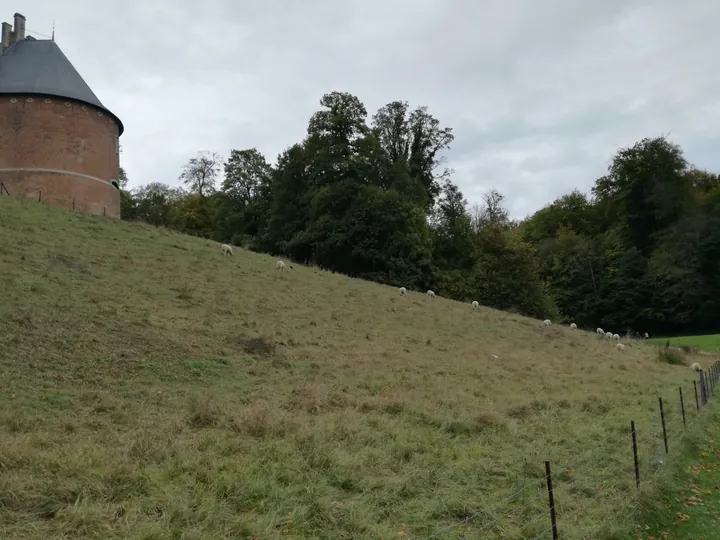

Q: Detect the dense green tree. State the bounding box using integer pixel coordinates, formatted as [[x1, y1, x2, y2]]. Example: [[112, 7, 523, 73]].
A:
[[120, 90, 720, 330], [471, 224, 555, 319], [222, 148, 272, 205], [125, 182, 183, 227], [258, 144, 314, 258], [216, 149, 274, 243], [371, 101, 454, 210], [592, 137, 693, 255], [430, 179, 476, 293], [167, 194, 218, 238]]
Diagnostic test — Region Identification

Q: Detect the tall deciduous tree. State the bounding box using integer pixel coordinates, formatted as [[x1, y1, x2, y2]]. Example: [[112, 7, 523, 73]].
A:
[[593, 136, 692, 255], [179, 152, 220, 197], [371, 101, 454, 210], [118, 167, 129, 190], [473, 188, 510, 230], [222, 148, 272, 205]]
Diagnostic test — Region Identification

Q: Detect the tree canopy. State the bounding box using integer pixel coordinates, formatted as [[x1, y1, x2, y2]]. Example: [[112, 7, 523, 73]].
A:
[[119, 92, 720, 335]]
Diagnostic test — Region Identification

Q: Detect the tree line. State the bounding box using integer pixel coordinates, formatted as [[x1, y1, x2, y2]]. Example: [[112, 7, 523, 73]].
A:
[[118, 91, 720, 336]]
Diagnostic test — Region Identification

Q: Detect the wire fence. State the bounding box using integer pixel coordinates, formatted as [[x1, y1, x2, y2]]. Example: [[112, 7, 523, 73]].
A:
[[0, 186, 111, 216], [419, 359, 720, 539]]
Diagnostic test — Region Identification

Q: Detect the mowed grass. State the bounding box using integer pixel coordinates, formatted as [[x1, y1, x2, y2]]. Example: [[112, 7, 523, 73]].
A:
[[648, 335, 720, 352], [0, 196, 707, 539]]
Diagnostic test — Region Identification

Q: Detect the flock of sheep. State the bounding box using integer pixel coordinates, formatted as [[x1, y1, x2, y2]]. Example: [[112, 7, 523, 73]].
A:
[[403, 284, 632, 354], [220, 242, 704, 370], [221, 243, 287, 270]]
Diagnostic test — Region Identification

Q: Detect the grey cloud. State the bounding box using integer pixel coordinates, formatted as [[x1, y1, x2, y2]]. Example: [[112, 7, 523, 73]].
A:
[[15, 0, 720, 216]]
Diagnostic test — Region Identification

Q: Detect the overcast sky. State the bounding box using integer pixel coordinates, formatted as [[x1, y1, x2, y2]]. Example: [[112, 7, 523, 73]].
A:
[[14, 0, 720, 218]]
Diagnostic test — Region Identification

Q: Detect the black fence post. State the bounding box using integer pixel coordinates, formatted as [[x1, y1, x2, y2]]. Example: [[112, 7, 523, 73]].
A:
[[700, 371, 707, 406], [679, 387, 686, 428], [659, 397, 669, 454], [631, 420, 640, 488], [694, 380, 700, 411], [38, 190, 41, 202], [103, 207, 106, 217], [544, 461, 559, 540], [72, 198, 75, 210]]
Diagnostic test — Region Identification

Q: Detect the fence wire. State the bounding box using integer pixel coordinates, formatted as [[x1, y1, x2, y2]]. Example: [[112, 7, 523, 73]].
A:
[[419, 364, 719, 540]]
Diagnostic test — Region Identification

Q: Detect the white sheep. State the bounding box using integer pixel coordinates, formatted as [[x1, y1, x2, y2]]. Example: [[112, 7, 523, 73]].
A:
[[220, 244, 233, 256], [616, 343, 626, 353], [613, 334, 620, 341], [471, 300, 479, 310], [399, 287, 407, 296], [542, 319, 551, 327], [691, 362, 702, 372], [276, 260, 285, 271], [427, 290, 435, 298], [596, 328, 604, 336], [570, 323, 577, 330], [605, 331, 613, 340]]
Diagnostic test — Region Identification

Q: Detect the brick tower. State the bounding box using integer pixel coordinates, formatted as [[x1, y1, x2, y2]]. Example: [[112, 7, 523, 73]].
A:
[[0, 13, 124, 218]]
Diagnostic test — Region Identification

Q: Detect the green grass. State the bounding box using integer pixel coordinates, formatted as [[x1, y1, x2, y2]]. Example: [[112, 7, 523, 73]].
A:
[[630, 406, 720, 539], [648, 335, 720, 352], [0, 196, 713, 539]]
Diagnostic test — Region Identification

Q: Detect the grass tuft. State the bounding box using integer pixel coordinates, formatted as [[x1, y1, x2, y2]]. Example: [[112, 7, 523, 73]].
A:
[[657, 345, 687, 366]]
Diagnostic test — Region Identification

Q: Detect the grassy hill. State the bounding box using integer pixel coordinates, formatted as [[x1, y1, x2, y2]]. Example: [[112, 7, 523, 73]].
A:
[[0, 196, 704, 539]]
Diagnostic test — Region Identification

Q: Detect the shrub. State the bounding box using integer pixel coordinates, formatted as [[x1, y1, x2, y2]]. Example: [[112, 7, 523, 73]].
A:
[[657, 346, 685, 366]]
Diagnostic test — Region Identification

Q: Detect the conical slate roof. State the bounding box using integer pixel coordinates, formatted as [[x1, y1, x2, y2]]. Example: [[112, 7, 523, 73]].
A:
[[0, 39, 123, 135]]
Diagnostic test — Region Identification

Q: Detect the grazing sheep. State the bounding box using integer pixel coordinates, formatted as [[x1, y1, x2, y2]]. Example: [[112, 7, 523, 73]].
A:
[[220, 244, 233, 256], [616, 343, 626, 353], [471, 300, 480, 310], [691, 362, 702, 372], [605, 331, 613, 340], [542, 319, 551, 327], [613, 333, 620, 341], [570, 323, 577, 330], [596, 328, 604, 336], [427, 290, 435, 298], [276, 260, 285, 271], [399, 287, 407, 296]]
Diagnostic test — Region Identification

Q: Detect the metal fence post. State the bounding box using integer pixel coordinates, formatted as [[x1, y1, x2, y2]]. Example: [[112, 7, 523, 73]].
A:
[[659, 397, 669, 454], [694, 380, 700, 411], [679, 387, 686, 428], [544, 461, 559, 540], [631, 421, 640, 488]]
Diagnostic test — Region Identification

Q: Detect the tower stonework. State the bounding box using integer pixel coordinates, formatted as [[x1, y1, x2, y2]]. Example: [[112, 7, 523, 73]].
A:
[[0, 14, 124, 218]]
